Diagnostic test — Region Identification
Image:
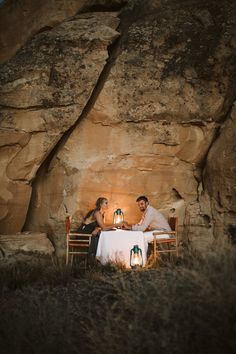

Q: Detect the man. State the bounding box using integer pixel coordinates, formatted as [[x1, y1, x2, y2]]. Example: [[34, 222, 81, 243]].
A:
[[122, 196, 171, 242]]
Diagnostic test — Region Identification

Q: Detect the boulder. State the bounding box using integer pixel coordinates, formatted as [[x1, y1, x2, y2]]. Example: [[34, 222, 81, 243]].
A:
[[0, 232, 54, 256]]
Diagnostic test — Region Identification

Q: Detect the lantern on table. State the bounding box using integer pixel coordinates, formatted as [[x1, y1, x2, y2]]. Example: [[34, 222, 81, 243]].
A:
[[113, 208, 124, 225], [130, 245, 143, 269]]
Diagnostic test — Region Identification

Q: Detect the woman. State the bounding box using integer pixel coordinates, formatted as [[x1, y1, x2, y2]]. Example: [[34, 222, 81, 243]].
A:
[[77, 197, 116, 255]]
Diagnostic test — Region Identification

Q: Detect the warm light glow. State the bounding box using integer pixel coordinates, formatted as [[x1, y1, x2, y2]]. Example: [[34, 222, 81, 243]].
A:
[[114, 214, 123, 223], [113, 209, 124, 224], [130, 244, 143, 268], [132, 254, 140, 265]]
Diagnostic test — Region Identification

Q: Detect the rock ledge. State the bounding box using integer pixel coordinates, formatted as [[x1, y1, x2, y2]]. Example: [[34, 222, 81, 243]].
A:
[[0, 232, 54, 256]]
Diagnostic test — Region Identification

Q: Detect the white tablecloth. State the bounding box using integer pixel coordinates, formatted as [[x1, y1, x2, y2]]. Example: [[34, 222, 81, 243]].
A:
[[96, 230, 147, 268]]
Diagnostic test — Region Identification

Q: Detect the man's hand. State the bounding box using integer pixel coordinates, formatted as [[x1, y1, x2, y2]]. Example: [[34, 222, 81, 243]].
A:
[[121, 221, 132, 230]]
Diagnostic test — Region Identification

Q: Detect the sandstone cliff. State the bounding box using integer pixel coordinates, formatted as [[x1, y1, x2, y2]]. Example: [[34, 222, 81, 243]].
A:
[[0, 0, 235, 253]]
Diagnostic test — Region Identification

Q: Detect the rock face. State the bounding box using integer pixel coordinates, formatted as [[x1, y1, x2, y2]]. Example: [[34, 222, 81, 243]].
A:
[[0, 0, 87, 64], [0, 11, 120, 233], [204, 103, 236, 242], [0, 0, 236, 253]]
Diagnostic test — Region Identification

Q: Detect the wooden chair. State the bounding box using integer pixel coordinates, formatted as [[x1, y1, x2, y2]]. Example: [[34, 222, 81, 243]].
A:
[[65, 216, 92, 267], [151, 217, 179, 264]]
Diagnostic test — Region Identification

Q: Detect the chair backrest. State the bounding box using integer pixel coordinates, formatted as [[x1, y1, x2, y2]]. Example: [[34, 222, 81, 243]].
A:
[[65, 215, 71, 234], [65, 215, 92, 265], [168, 216, 178, 232]]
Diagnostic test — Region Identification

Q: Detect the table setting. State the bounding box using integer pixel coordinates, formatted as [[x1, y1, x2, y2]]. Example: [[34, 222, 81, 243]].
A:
[[96, 228, 148, 268]]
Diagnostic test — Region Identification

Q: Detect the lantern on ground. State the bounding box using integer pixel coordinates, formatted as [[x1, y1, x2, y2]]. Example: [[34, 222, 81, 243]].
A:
[[130, 245, 143, 269], [113, 208, 124, 224]]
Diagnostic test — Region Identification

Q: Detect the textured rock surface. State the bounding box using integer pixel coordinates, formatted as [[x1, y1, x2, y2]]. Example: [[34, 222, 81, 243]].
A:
[[24, 0, 236, 252], [0, 11, 120, 233], [204, 103, 236, 242], [0, 0, 87, 64], [0, 232, 54, 256], [0, 0, 236, 253]]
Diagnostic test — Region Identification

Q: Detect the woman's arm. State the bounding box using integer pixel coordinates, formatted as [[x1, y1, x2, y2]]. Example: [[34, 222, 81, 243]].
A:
[[94, 211, 115, 230]]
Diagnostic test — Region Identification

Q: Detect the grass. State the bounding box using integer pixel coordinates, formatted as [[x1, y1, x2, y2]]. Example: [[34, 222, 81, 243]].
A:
[[0, 245, 236, 354]]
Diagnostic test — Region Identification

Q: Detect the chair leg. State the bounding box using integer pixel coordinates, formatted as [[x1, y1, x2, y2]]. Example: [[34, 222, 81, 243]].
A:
[[146, 252, 154, 268], [70, 252, 74, 266], [167, 243, 170, 261], [153, 236, 157, 262]]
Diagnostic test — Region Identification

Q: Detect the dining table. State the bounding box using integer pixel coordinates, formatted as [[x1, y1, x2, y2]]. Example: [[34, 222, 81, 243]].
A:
[[96, 229, 148, 268]]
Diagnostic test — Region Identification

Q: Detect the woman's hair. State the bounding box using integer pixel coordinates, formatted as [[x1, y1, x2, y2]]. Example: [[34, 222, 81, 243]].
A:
[[84, 197, 107, 220], [95, 197, 107, 210]]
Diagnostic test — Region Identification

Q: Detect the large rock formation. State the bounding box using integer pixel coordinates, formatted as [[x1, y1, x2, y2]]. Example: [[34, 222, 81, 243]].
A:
[[0, 11, 120, 233], [0, 0, 236, 253]]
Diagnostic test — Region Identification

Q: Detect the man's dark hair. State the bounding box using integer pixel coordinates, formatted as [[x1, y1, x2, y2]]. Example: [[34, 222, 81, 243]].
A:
[[136, 195, 149, 203]]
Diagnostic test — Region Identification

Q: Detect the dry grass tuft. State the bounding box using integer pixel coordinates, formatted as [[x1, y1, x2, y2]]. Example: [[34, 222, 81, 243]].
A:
[[0, 245, 236, 354]]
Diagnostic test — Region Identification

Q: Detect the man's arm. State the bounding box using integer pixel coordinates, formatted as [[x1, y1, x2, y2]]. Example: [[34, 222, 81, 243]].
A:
[[131, 209, 153, 232]]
